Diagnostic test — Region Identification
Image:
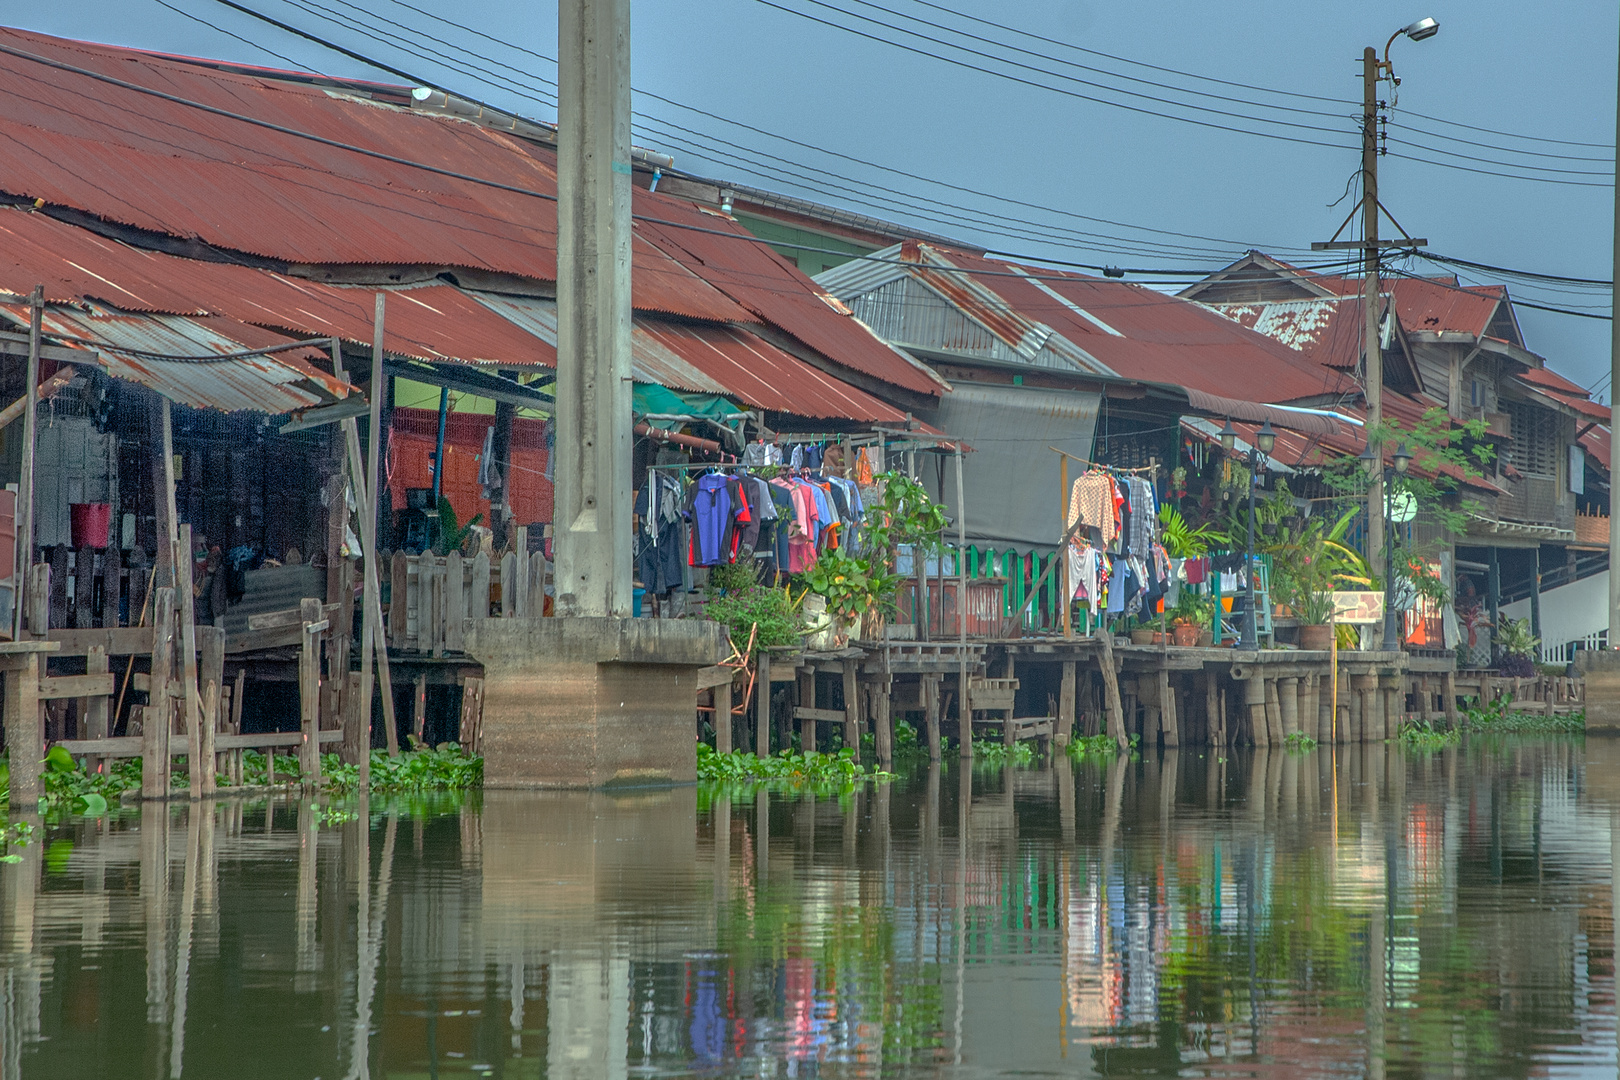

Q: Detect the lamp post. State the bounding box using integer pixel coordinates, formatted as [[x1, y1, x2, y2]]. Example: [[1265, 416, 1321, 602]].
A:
[[1361, 441, 1413, 650], [1221, 419, 1276, 650]]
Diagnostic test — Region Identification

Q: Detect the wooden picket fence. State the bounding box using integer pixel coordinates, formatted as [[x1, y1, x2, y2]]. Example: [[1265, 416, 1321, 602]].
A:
[[386, 532, 548, 656]]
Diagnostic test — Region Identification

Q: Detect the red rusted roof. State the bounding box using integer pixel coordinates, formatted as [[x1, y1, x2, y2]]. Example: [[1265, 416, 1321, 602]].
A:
[[639, 321, 908, 421], [1390, 277, 1502, 338], [902, 244, 1351, 404], [0, 27, 763, 326], [634, 203, 945, 397]]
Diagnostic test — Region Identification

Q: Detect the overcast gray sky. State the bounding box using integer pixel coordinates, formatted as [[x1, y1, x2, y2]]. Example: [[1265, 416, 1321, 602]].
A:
[[11, 1, 1618, 391]]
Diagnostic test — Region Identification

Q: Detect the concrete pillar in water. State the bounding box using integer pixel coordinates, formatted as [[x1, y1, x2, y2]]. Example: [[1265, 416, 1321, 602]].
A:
[[1279, 677, 1299, 739], [554, 0, 633, 617]]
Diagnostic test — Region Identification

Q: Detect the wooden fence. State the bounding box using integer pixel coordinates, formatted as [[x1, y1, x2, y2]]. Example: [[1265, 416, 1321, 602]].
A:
[[385, 534, 549, 656]]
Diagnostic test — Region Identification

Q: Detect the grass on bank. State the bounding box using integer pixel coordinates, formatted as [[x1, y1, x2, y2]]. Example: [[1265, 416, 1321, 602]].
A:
[[1463, 696, 1584, 734]]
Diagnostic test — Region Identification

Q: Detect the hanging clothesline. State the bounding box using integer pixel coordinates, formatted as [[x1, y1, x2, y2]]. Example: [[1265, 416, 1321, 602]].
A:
[[1048, 446, 1159, 475]]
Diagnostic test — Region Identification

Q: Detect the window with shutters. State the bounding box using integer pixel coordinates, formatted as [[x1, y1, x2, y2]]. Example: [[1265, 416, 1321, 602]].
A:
[[1504, 401, 1558, 477]]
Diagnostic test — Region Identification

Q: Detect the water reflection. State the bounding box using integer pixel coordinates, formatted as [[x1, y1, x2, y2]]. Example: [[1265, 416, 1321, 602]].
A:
[[0, 738, 1614, 1078]]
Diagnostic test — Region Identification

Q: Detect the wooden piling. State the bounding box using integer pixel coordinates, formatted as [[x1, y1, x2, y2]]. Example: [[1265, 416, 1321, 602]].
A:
[[1057, 660, 1076, 747], [298, 597, 322, 786], [844, 664, 864, 763], [797, 668, 816, 753], [193, 626, 222, 798], [922, 673, 940, 762], [82, 644, 108, 774], [715, 676, 732, 755], [1159, 666, 1179, 748], [142, 587, 175, 799], [412, 672, 427, 746], [1098, 631, 1129, 752], [755, 651, 771, 758]]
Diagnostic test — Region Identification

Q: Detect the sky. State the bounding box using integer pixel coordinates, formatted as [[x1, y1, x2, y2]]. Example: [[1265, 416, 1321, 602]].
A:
[[10, 0, 1619, 392]]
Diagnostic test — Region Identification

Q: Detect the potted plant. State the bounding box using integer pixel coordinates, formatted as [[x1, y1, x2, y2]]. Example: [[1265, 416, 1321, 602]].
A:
[[801, 548, 901, 647], [1167, 591, 1212, 647], [1295, 590, 1337, 650], [1494, 614, 1539, 678]]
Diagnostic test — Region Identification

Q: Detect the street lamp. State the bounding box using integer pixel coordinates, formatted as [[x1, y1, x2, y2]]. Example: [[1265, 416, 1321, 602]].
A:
[[1223, 420, 1277, 651]]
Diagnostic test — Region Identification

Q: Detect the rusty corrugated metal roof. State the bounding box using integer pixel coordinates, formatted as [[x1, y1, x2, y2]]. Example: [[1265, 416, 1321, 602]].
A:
[[0, 302, 350, 414]]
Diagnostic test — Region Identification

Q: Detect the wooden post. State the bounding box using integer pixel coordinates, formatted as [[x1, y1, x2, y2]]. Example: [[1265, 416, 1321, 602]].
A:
[[72, 547, 93, 629], [12, 286, 41, 640], [922, 673, 940, 762], [470, 551, 491, 620], [230, 667, 246, 784], [412, 672, 427, 746], [82, 644, 108, 774], [797, 668, 816, 753], [142, 587, 175, 799], [323, 471, 347, 732], [876, 673, 893, 771], [843, 663, 863, 763], [192, 626, 222, 798], [444, 551, 464, 653], [459, 675, 484, 754], [513, 526, 530, 617], [755, 651, 771, 758], [1057, 660, 1076, 747], [500, 551, 516, 618], [528, 551, 546, 616], [1159, 666, 1180, 748], [174, 527, 203, 755], [715, 676, 732, 755], [1441, 669, 1458, 728], [298, 597, 322, 786], [4, 652, 41, 806], [26, 564, 48, 637], [389, 552, 409, 645], [1098, 632, 1128, 751], [101, 545, 121, 628], [1204, 673, 1221, 748]]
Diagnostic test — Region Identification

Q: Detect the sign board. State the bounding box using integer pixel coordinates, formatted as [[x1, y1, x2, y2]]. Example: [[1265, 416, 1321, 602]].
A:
[[1331, 591, 1385, 625]]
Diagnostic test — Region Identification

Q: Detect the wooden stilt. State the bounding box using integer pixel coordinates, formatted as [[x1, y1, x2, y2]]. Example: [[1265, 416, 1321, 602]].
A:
[[797, 668, 816, 753], [1098, 632, 1128, 752], [83, 644, 108, 775], [193, 626, 222, 798], [843, 663, 862, 763], [412, 673, 427, 746], [715, 677, 732, 755], [298, 597, 323, 787], [142, 588, 175, 799], [1159, 666, 1179, 748], [755, 651, 771, 758], [922, 674, 941, 762], [1057, 660, 1076, 747]]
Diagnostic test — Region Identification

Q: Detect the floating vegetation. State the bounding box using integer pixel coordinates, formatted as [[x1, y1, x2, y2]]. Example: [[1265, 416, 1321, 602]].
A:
[[1066, 733, 1123, 759], [1398, 719, 1461, 750], [1463, 696, 1584, 734], [697, 744, 880, 786], [1282, 731, 1318, 752], [970, 739, 1035, 766], [323, 748, 483, 793]]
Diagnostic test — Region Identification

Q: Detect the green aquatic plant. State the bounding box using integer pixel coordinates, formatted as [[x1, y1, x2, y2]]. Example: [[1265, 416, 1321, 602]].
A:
[[970, 739, 1035, 766], [1066, 733, 1122, 758], [1462, 695, 1584, 734], [697, 744, 881, 788], [1282, 731, 1318, 752], [1398, 718, 1460, 750], [323, 747, 483, 793]]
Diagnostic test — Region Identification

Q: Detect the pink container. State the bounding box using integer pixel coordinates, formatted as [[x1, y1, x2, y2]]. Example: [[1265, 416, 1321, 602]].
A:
[[70, 502, 111, 549]]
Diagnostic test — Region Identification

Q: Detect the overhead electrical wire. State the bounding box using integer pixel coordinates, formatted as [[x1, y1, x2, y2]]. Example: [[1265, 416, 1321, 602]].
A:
[[750, 0, 1615, 187], [236, 0, 1325, 262]]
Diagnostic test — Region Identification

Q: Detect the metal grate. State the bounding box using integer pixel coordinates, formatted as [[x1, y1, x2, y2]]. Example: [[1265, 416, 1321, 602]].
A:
[[1504, 400, 1558, 477]]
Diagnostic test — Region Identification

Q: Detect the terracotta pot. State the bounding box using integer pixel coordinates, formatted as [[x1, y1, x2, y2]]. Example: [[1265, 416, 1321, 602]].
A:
[[1152, 631, 1169, 645], [1129, 628, 1155, 645], [1197, 629, 1214, 647], [1297, 623, 1335, 651], [1172, 623, 1200, 647]]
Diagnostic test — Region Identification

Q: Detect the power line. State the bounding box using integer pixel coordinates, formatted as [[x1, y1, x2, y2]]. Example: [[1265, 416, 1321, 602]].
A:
[[1384, 266, 1612, 321], [268, 0, 1327, 261], [1415, 251, 1613, 288]]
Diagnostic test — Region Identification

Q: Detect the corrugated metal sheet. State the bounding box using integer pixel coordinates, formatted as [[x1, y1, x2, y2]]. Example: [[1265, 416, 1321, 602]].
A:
[[631, 201, 947, 397], [638, 321, 909, 421], [1392, 277, 1501, 338], [0, 28, 755, 325], [0, 302, 350, 414]]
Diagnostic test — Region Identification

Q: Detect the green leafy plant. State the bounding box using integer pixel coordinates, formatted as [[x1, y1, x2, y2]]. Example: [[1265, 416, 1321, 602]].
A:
[[1158, 505, 1228, 559], [1283, 731, 1318, 752], [702, 562, 805, 652], [1495, 615, 1539, 677], [800, 547, 903, 622], [971, 738, 1035, 766], [1462, 695, 1583, 734], [1398, 718, 1460, 750], [1066, 733, 1122, 758], [435, 496, 484, 556], [696, 744, 881, 788]]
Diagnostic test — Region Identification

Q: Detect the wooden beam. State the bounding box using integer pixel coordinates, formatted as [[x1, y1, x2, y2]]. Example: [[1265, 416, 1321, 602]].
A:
[[11, 286, 41, 640], [38, 673, 115, 700], [298, 597, 322, 786], [694, 665, 735, 691], [246, 603, 340, 632]]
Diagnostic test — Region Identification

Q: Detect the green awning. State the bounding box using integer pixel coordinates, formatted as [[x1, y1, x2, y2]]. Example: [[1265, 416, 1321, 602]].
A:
[[633, 383, 745, 422]]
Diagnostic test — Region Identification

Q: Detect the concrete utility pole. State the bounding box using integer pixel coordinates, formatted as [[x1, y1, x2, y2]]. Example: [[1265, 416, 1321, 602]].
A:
[[554, 0, 634, 618], [1609, 9, 1620, 651], [1361, 46, 1385, 576]]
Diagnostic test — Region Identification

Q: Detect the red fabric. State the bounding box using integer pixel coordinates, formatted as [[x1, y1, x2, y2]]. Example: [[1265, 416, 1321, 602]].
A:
[[388, 407, 552, 526]]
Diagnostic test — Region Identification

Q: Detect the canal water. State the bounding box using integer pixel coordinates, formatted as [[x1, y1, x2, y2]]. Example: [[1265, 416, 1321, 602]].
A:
[[2, 738, 1616, 1078]]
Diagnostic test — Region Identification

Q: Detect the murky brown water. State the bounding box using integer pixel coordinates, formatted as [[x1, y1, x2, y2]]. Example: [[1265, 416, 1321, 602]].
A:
[[2, 738, 1616, 1078]]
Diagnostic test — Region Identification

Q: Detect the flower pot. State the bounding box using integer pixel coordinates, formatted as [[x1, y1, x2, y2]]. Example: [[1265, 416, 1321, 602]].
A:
[[1196, 629, 1213, 647], [1152, 631, 1169, 645], [1297, 623, 1335, 651], [1129, 628, 1155, 646], [1261, 522, 1278, 537], [1172, 623, 1199, 647]]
